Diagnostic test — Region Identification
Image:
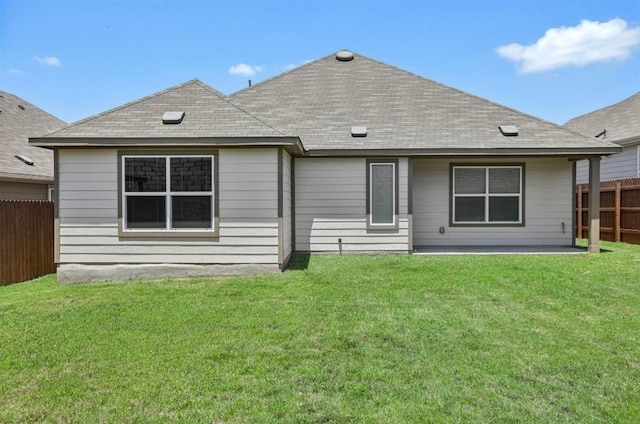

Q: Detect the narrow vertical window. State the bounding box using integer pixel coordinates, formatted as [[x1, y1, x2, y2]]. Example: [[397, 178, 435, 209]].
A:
[[367, 160, 398, 228]]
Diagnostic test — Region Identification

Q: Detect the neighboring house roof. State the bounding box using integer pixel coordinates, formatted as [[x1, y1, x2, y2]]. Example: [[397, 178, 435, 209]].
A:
[[40, 80, 295, 146], [564, 92, 640, 146], [0, 91, 65, 183], [229, 51, 618, 156], [32, 50, 619, 157]]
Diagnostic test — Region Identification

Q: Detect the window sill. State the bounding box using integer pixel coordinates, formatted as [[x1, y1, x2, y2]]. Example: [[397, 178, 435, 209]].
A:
[[118, 230, 219, 239], [449, 222, 525, 228], [366, 223, 400, 232]]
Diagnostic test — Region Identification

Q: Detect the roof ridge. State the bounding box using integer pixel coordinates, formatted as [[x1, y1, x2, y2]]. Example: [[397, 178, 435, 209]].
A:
[[367, 53, 601, 142], [43, 79, 203, 137], [374, 51, 607, 145], [229, 51, 336, 96], [232, 49, 595, 143], [194, 80, 287, 136]]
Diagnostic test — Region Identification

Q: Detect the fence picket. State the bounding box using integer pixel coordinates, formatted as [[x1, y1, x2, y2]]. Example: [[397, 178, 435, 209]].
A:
[[0, 200, 55, 285], [576, 178, 640, 245]]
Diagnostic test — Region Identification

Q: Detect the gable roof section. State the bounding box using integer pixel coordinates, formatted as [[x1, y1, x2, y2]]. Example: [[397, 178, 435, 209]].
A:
[[564, 92, 640, 146], [0, 91, 66, 183], [230, 51, 618, 156], [35, 80, 295, 147]]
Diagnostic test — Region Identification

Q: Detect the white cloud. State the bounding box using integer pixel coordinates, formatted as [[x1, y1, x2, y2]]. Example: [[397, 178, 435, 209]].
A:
[[33, 56, 62, 67], [228, 63, 263, 77], [8, 68, 23, 75], [497, 18, 640, 73]]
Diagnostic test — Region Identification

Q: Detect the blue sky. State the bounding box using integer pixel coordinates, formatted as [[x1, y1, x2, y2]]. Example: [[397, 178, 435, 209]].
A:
[[1, 0, 639, 125]]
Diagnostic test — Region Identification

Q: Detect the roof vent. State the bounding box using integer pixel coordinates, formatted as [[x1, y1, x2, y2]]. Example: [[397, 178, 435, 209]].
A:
[[336, 50, 354, 62], [595, 129, 607, 139], [499, 125, 518, 136], [15, 154, 34, 166], [162, 111, 185, 124], [351, 126, 367, 137]]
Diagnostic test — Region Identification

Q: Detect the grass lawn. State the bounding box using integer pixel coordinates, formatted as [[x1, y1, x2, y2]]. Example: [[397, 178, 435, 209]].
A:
[[1, 242, 639, 423]]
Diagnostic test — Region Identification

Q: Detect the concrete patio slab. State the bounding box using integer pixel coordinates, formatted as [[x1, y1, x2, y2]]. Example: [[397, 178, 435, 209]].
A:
[[413, 246, 587, 255]]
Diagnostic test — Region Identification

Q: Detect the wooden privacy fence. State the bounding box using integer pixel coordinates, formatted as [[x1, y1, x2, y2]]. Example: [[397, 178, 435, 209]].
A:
[[0, 200, 55, 285], [576, 178, 640, 245]]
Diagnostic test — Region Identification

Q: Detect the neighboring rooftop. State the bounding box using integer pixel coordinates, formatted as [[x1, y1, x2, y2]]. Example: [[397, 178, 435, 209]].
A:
[[0, 91, 65, 183], [564, 92, 640, 145]]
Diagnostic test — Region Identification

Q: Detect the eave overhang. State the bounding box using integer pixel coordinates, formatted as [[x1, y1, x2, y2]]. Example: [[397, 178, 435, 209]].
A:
[[300, 146, 623, 158], [29, 137, 621, 159], [616, 135, 640, 147], [0, 172, 53, 184], [30, 136, 306, 156]]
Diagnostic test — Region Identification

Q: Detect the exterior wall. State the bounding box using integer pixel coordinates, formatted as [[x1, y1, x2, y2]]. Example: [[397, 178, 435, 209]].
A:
[[413, 157, 573, 247], [0, 181, 48, 200], [281, 150, 293, 262], [294, 157, 409, 253], [57, 148, 281, 281], [576, 144, 639, 183]]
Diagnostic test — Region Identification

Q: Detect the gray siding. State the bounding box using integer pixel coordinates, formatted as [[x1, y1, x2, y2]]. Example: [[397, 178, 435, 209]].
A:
[[58, 148, 280, 265], [295, 158, 409, 253], [413, 158, 573, 246], [0, 181, 49, 200], [576, 144, 639, 183], [281, 150, 293, 262]]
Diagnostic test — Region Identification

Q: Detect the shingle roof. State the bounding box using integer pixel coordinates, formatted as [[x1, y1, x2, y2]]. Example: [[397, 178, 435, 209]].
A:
[[33, 51, 620, 156], [43, 79, 285, 140], [564, 92, 640, 145], [230, 51, 618, 154], [0, 91, 65, 182]]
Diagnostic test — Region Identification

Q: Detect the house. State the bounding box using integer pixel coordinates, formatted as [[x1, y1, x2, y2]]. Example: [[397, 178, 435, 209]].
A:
[[565, 92, 640, 183], [31, 50, 620, 283], [0, 91, 66, 200]]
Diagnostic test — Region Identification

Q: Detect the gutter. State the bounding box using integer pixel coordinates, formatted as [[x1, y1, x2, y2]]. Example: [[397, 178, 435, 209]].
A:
[[300, 146, 622, 158], [615, 135, 640, 147], [30, 136, 307, 156]]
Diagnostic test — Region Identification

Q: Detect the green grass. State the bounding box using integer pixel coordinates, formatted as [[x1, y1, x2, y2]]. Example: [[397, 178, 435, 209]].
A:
[[1, 242, 640, 423]]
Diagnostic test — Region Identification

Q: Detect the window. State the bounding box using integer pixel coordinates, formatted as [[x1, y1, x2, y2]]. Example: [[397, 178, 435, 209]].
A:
[[367, 160, 398, 228], [122, 154, 216, 234], [452, 165, 523, 225]]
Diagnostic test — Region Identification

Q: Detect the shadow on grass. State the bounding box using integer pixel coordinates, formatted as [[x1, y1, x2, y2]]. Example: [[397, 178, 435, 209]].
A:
[[285, 253, 310, 271]]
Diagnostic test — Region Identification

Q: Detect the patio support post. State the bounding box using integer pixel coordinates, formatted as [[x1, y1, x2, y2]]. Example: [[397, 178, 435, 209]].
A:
[[588, 157, 601, 253]]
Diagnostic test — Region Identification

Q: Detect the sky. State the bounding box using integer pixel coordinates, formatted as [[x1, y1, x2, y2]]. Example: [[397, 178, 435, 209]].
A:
[[1, 0, 639, 126]]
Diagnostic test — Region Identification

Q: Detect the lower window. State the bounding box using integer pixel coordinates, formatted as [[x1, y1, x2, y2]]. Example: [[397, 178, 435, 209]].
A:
[[452, 165, 523, 224], [122, 155, 215, 232]]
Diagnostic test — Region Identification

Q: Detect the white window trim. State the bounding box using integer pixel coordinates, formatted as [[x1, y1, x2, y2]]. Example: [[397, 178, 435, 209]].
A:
[[452, 165, 523, 225], [369, 161, 397, 227], [122, 154, 215, 233]]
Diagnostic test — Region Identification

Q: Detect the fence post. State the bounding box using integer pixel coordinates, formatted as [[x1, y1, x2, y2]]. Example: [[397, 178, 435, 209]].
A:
[[615, 182, 621, 242]]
